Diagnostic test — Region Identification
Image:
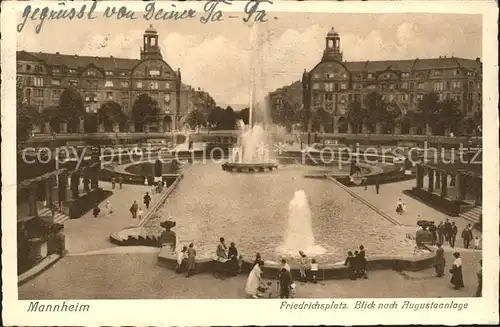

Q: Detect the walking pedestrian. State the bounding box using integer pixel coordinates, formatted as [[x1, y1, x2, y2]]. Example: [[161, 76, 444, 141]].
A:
[[375, 177, 380, 194], [144, 192, 151, 209], [130, 200, 138, 218], [186, 243, 197, 277], [93, 204, 100, 218], [434, 243, 445, 277], [429, 222, 437, 245], [473, 236, 481, 249], [118, 176, 123, 189], [111, 177, 116, 189], [106, 201, 113, 216], [461, 224, 473, 249], [138, 207, 143, 219], [437, 221, 445, 245], [298, 251, 308, 282], [444, 219, 452, 242], [396, 198, 404, 215], [449, 252, 464, 290], [278, 268, 293, 299], [475, 259, 482, 297], [450, 222, 458, 248]]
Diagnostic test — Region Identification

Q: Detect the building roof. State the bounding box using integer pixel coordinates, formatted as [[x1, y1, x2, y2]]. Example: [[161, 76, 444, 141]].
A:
[[327, 27, 339, 37], [341, 57, 481, 73], [145, 24, 158, 34], [17, 50, 141, 71]]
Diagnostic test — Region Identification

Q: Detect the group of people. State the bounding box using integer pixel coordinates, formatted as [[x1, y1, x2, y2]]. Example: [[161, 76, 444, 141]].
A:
[[434, 245, 465, 289], [435, 245, 482, 295], [175, 243, 197, 277], [429, 219, 480, 249], [92, 200, 113, 218], [148, 179, 167, 194], [214, 237, 243, 278], [343, 245, 368, 280], [110, 176, 123, 189], [129, 192, 151, 219], [396, 198, 407, 215], [245, 252, 321, 299]]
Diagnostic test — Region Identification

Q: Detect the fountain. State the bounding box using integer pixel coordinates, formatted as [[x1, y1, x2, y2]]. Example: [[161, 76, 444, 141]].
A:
[[276, 190, 326, 257], [222, 22, 277, 173]]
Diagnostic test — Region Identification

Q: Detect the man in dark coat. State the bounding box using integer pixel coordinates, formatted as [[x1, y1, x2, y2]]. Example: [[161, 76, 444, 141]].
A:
[[143, 192, 151, 209], [344, 251, 357, 280], [443, 219, 452, 242], [437, 221, 445, 245], [92, 204, 100, 218], [357, 245, 368, 279], [429, 222, 437, 245], [450, 222, 458, 248], [278, 268, 293, 299], [462, 224, 473, 248]]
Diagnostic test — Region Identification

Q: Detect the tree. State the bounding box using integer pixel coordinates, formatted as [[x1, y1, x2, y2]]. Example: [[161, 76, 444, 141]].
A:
[[185, 108, 206, 128], [437, 99, 464, 135], [16, 83, 41, 142], [363, 92, 388, 132], [41, 106, 61, 133], [416, 92, 440, 133], [207, 106, 224, 129], [310, 107, 331, 132], [383, 102, 402, 134], [98, 101, 128, 132], [222, 106, 237, 130], [58, 87, 85, 132], [17, 104, 41, 142], [345, 100, 364, 133], [131, 93, 160, 131], [238, 108, 250, 125]]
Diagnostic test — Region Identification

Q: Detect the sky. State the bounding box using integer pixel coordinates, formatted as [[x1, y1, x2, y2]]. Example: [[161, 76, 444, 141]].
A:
[[17, 12, 482, 107]]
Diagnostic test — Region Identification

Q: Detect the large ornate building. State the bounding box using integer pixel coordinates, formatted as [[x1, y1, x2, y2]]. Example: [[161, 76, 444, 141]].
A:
[[17, 25, 183, 132], [272, 27, 483, 135]]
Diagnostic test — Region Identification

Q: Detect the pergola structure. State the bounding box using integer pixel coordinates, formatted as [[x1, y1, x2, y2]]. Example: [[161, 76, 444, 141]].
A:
[[17, 162, 101, 222], [411, 161, 482, 216]]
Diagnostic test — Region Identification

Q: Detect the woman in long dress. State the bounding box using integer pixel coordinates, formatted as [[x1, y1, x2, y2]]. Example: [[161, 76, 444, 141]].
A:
[[245, 260, 264, 298], [434, 243, 446, 277], [449, 252, 464, 290]]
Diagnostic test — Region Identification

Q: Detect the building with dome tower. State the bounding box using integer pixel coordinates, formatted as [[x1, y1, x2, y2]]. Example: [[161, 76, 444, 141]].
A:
[[16, 25, 184, 132], [270, 27, 482, 135]]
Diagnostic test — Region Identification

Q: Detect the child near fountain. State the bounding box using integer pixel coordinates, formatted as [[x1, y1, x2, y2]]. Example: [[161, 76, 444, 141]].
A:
[[299, 251, 308, 282], [310, 258, 319, 283]]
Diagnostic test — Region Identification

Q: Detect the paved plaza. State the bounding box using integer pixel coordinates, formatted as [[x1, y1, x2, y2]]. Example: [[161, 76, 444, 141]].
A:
[[19, 175, 483, 299], [19, 248, 481, 299], [63, 181, 164, 254]]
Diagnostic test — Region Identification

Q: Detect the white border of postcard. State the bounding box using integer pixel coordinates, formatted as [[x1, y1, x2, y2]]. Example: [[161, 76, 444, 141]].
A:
[[2, 1, 499, 325]]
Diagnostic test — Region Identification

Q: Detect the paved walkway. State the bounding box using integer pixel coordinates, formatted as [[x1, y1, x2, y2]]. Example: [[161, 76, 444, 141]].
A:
[[62, 181, 164, 254], [19, 249, 481, 299], [349, 179, 481, 251]]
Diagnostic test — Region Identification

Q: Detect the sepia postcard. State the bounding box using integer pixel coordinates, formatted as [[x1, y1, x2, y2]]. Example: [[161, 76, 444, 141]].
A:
[[1, 0, 499, 325]]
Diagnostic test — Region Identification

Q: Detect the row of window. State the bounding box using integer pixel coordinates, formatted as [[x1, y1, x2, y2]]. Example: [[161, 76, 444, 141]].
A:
[[312, 80, 480, 91], [31, 88, 173, 104], [18, 63, 173, 79], [314, 69, 477, 80], [26, 76, 174, 90]]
